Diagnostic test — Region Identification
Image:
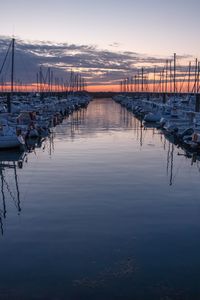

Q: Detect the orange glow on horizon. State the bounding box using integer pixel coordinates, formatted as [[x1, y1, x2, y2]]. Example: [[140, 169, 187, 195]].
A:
[[0, 83, 120, 93], [87, 84, 119, 92], [0, 82, 197, 93]]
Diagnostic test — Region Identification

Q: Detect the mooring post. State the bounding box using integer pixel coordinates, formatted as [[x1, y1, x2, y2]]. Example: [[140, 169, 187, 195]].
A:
[[162, 93, 166, 104], [195, 93, 200, 112], [40, 92, 44, 101], [7, 93, 11, 113]]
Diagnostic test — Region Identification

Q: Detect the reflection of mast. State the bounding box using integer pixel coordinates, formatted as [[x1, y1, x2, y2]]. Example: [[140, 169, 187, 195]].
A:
[[169, 144, 174, 186], [166, 141, 170, 175], [166, 141, 174, 186], [0, 152, 26, 235], [167, 141, 174, 185], [140, 119, 143, 147], [0, 215, 3, 235], [0, 168, 6, 235], [48, 133, 55, 157], [0, 169, 6, 218], [14, 162, 21, 213], [69, 108, 87, 138]]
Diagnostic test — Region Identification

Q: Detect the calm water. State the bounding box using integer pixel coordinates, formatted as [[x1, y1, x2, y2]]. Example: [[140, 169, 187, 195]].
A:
[[0, 98, 200, 300]]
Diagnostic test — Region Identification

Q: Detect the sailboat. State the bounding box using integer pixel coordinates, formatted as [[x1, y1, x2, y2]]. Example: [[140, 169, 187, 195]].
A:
[[0, 38, 25, 149], [0, 118, 25, 149]]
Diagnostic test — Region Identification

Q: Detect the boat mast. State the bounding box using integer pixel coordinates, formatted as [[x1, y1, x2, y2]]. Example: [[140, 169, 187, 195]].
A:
[[131, 76, 133, 92], [153, 66, 156, 93], [7, 38, 15, 113], [159, 71, 162, 93], [173, 53, 176, 94], [193, 58, 198, 94], [188, 61, 191, 93], [197, 62, 200, 93], [48, 67, 51, 94], [36, 72, 39, 92], [141, 68, 144, 92], [134, 75, 137, 92], [169, 60, 172, 93], [127, 77, 129, 92], [11, 38, 15, 97], [165, 60, 168, 93], [162, 68, 164, 92]]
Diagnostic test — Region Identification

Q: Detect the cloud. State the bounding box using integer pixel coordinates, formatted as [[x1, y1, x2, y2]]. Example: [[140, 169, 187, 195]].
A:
[[108, 42, 121, 48], [0, 36, 195, 87]]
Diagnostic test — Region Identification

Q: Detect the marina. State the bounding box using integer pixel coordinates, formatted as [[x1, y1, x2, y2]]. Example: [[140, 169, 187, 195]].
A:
[[0, 99, 200, 299], [1, 39, 200, 154], [1, 1, 200, 297]]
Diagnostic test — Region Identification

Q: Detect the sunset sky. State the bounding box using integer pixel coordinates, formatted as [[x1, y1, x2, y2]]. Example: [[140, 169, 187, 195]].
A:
[[0, 0, 200, 91]]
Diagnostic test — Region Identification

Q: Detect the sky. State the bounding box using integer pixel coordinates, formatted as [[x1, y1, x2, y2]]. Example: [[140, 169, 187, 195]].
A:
[[0, 0, 200, 91]]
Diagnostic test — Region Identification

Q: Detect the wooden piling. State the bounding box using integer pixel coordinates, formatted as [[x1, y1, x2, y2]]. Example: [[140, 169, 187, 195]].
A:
[[7, 93, 11, 113], [195, 94, 200, 112], [162, 93, 166, 104]]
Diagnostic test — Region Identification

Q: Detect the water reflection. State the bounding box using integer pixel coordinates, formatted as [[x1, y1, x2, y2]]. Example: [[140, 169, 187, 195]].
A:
[[0, 151, 25, 235], [54, 98, 200, 186], [55, 99, 135, 140], [1, 98, 200, 232], [0, 136, 50, 235], [0, 99, 200, 299]]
